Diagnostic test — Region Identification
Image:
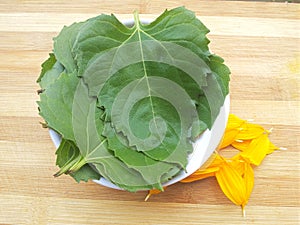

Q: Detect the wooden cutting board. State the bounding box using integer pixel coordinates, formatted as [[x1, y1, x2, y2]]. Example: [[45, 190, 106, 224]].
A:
[[0, 1, 299, 224]]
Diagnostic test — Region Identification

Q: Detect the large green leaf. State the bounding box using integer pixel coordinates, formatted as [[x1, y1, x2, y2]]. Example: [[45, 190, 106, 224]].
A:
[[70, 79, 186, 191], [72, 80, 164, 191], [53, 22, 84, 73], [75, 8, 223, 168], [38, 72, 79, 141]]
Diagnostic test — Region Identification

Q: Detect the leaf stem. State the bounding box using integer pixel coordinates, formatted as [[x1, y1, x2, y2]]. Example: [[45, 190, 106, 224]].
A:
[[68, 156, 86, 174], [54, 155, 86, 177], [133, 10, 140, 28]]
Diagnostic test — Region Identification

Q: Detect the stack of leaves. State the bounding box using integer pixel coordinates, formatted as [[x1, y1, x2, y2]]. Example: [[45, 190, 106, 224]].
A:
[[37, 7, 230, 192], [146, 114, 280, 216]]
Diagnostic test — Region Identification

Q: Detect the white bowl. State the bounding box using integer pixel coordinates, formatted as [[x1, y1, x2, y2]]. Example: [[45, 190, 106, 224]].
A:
[[49, 18, 230, 190]]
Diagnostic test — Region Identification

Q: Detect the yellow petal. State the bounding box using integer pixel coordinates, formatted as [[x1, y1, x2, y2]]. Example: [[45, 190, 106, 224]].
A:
[[144, 188, 165, 201], [181, 154, 222, 182], [180, 167, 219, 183], [229, 155, 246, 175], [197, 153, 225, 169], [215, 156, 254, 212], [231, 140, 252, 152], [219, 129, 240, 149], [243, 159, 254, 206], [232, 134, 278, 155], [238, 156, 254, 216], [215, 159, 247, 207], [266, 141, 280, 154], [226, 114, 246, 130], [241, 133, 270, 166], [232, 155, 254, 204], [197, 152, 218, 170], [218, 114, 264, 150], [235, 123, 264, 140]]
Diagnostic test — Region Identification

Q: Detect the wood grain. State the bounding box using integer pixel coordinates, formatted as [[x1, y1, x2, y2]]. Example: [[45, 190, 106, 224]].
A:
[[0, 1, 299, 224]]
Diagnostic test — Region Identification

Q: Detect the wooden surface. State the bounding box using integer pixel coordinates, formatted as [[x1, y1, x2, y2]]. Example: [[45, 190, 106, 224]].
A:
[[0, 1, 299, 224]]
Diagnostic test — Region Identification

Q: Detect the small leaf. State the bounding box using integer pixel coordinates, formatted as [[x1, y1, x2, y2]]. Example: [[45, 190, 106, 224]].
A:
[[36, 53, 57, 83], [103, 122, 181, 188]]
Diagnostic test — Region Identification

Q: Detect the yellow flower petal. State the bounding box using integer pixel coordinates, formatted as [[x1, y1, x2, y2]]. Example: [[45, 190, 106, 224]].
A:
[[266, 141, 279, 154], [144, 188, 165, 201], [231, 140, 252, 152], [241, 133, 270, 166], [229, 155, 247, 175], [180, 167, 218, 183], [181, 154, 222, 182], [232, 155, 254, 199], [243, 159, 254, 207], [226, 114, 246, 130], [215, 156, 254, 211], [232, 131, 279, 156], [215, 159, 247, 207], [218, 115, 265, 150], [219, 129, 240, 149], [218, 114, 246, 149], [235, 123, 264, 140], [235, 156, 254, 216]]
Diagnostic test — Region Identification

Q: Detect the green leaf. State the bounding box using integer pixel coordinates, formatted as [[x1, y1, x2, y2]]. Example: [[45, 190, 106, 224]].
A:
[[38, 72, 79, 141], [92, 163, 159, 192], [96, 62, 199, 167], [103, 122, 181, 189], [72, 80, 161, 191], [37, 53, 57, 83], [55, 138, 101, 182], [53, 22, 85, 73], [208, 54, 231, 96], [143, 6, 210, 60], [39, 61, 64, 90], [76, 8, 218, 168], [74, 14, 133, 76]]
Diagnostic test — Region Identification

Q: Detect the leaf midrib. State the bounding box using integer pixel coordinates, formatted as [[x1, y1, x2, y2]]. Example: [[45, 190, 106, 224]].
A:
[[134, 12, 165, 146]]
